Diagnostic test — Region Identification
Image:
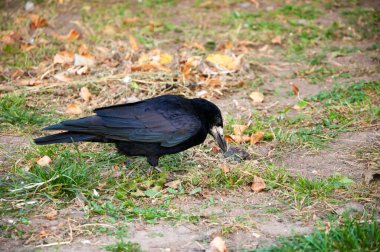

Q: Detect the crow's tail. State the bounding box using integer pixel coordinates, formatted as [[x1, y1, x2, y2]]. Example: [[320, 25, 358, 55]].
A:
[[34, 132, 97, 145]]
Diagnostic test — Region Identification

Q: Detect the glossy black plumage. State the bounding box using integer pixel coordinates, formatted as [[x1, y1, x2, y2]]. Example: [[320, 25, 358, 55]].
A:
[[34, 95, 227, 167]]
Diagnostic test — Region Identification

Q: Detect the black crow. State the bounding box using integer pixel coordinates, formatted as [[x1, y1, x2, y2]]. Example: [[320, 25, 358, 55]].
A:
[[34, 95, 227, 170]]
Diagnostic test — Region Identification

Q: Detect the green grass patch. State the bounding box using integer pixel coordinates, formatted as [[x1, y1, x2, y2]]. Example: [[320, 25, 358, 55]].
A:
[[255, 214, 380, 251], [2, 42, 59, 69], [297, 66, 337, 84], [341, 8, 380, 39], [0, 94, 48, 130], [104, 240, 142, 252], [276, 4, 322, 20], [3, 143, 125, 199]]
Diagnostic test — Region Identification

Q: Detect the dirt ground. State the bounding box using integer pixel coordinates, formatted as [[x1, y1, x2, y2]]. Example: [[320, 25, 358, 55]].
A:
[[1, 0, 379, 251]]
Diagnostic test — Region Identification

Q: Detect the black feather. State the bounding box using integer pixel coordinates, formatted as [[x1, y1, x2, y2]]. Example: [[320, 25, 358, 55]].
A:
[[33, 95, 226, 167]]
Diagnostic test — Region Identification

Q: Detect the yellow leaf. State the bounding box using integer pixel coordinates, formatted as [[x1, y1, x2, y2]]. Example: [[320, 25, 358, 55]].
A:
[[37, 156, 51, 167], [206, 54, 238, 70], [80, 87, 92, 102], [210, 236, 228, 252], [251, 176, 266, 192], [159, 53, 173, 65], [65, 103, 82, 115], [249, 91, 264, 103]]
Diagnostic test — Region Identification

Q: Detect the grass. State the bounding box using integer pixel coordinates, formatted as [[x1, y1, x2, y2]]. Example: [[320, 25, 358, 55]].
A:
[[289, 176, 353, 208], [296, 66, 337, 84], [341, 7, 380, 39], [0, 94, 48, 130], [276, 4, 322, 20], [1, 143, 125, 202], [255, 214, 380, 252], [104, 240, 142, 252], [224, 80, 379, 150]]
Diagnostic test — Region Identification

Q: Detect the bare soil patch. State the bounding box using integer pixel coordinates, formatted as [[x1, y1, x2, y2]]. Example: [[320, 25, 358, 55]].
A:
[[282, 129, 379, 179]]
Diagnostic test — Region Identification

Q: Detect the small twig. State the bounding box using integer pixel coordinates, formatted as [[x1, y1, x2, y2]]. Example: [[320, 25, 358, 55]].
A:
[[76, 223, 116, 229], [10, 175, 59, 192], [35, 219, 73, 248]]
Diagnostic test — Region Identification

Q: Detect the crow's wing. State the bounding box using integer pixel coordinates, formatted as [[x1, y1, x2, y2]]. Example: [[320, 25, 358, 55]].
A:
[[44, 101, 202, 147]]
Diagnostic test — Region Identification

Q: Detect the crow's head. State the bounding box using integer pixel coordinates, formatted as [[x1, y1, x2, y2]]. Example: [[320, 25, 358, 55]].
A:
[[192, 98, 228, 152]]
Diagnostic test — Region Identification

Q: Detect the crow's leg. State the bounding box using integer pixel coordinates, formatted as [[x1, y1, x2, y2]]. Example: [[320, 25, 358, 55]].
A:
[[146, 156, 174, 180], [147, 156, 159, 169]]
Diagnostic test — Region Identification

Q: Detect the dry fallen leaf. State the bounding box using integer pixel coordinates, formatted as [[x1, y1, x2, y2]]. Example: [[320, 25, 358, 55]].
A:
[[258, 44, 269, 52], [102, 25, 116, 35], [78, 44, 89, 55], [217, 41, 233, 51], [165, 180, 181, 189], [80, 87, 92, 102], [124, 17, 139, 25], [251, 176, 266, 192], [250, 131, 265, 144], [65, 103, 82, 115], [11, 69, 24, 79], [211, 145, 221, 153], [76, 65, 89, 75], [129, 35, 139, 51], [200, 0, 213, 8], [74, 53, 95, 67], [210, 236, 228, 252], [206, 54, 239, 70], [225, 134, 250, 144], [53, 72, 71, 82], [271, 35, 282, 45], [53, 51, 74, 65], [290, 83, 299, 96], [45, 208, 58, 220], [37, 156, 52, 167], [159, 53, 173, 65], [55, 29, 80, 41], [20, 43, 35, 52], [180, 56, 201, 80], [184, 41, 205, 51], [232, 124, 247, 135], [205, 78, 221, 87], [1, 32, 23, 44], [29, 14, 48, 29], [219, 163, 230, 174], [38, 230, 51, 239], [249, 91, 264, 103], [131, 62, 170, 72]]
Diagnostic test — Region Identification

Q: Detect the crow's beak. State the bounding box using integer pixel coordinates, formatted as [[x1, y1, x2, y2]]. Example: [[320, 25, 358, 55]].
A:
[[211, 126, 228, 152]]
